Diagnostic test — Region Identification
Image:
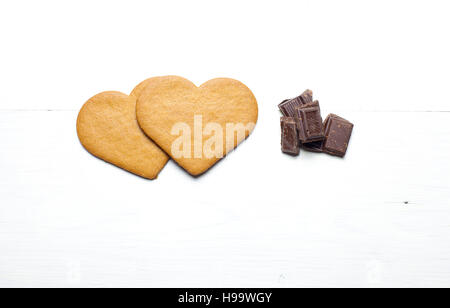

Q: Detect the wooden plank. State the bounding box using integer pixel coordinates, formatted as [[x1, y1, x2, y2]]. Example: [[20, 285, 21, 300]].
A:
[[0, 110, 449, 287]]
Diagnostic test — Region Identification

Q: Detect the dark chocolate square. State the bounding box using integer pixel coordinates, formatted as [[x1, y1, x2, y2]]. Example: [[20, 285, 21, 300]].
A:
[[296, 101, 325, 142], [280, 117, 300, 156], [278, 97, 303, 117], [299, 89, 313, 105], [278, 89, 313, 117], [322, 114, 354, 157]]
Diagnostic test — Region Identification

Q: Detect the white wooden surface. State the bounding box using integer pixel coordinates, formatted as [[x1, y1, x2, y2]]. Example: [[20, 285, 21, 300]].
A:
[[1, 0, 450, 288]]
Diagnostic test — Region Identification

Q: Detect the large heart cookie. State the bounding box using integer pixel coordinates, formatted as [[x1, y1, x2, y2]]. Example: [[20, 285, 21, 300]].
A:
[[136, 76, 258, 176], [77, 91, 169, 179]]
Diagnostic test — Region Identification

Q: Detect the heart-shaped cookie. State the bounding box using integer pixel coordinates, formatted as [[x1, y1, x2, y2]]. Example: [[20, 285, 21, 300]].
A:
[[77, 91, 169, 179], [136, 76, 258, 176]]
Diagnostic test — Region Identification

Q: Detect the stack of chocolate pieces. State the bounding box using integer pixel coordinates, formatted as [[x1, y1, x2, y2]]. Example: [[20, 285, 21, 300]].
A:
[[279, 90, 353, 157]]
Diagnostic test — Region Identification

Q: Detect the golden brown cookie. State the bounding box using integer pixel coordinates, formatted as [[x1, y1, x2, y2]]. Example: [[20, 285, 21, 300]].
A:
[[136, 76, 258, 176], [77, 91, 169, 179]]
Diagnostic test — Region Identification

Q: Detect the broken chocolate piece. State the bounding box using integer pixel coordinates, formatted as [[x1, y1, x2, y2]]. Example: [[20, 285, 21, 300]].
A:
[[300, 109, 329, 152], [281, 117, 300, 156], [278, 98, 302, 117], [299, 89, 313, 105], [322, 114, 354, 157], [295, 100, 325, 143], [278, 90, 313, 117]]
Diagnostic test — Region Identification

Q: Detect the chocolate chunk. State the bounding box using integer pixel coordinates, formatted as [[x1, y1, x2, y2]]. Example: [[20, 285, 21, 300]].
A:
[[278, 98, 302, 117], [295, 100, 325, 143], [281, 117, 300, 156], [299, 89, 313, 105], [278, 89, 313, 117], [322, 114, 354, 157]]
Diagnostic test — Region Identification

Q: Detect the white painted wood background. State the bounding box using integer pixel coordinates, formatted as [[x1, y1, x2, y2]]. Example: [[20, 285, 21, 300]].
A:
[[1, 0, 449, 288]]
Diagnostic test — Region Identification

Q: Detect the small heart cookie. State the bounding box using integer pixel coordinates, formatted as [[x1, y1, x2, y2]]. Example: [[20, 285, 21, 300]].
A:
[[77, 91, 169, 179], [136, 76, 258, 176]]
